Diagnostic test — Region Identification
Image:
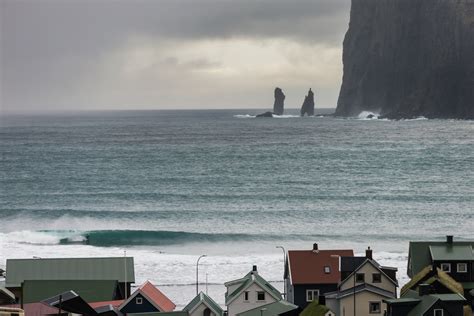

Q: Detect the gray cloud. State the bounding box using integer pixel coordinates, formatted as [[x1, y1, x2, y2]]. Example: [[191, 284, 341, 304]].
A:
[[1, 0, 351, 112]]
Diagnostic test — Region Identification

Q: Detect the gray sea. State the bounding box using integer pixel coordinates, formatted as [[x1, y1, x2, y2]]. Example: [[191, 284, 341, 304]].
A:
[[1, 109, 473, 307]]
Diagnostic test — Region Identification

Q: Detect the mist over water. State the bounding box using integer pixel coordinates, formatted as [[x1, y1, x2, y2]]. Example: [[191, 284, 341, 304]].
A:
[[1, 109, 473, 306]]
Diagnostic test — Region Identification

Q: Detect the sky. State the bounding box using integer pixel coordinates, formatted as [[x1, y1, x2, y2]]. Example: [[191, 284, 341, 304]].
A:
[[0, 0, 351, 113]]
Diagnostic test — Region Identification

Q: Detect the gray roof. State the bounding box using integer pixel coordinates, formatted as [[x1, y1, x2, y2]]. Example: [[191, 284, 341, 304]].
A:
[[6, 257, 135, 287], [340, 256, 366, 272], [408, 240, 474, 277], [325, 283, 395, 300], [429, 245, 474, 261], [183, 292, 223, 316], [225, 271, 282, 305], [236, 300, 298, 316]]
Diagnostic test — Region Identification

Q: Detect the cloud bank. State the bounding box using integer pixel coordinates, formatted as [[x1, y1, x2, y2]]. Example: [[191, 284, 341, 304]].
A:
[[1, 0, 351, 113]]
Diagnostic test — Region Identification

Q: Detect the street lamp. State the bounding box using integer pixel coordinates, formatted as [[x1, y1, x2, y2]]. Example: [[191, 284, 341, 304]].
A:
[[196, 255, 207, 295], [276, 246, 286, 298]]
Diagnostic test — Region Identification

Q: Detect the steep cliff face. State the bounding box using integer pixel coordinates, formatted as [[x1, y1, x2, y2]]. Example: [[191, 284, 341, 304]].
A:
[[336, 0, 474, 119], [301, 88, 315, 116], [273, 87, 285, 115]]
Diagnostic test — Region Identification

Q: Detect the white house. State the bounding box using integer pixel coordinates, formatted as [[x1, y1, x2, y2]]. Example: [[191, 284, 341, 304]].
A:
[[183, 292, 223, 316], [225, 265, 282, 316]]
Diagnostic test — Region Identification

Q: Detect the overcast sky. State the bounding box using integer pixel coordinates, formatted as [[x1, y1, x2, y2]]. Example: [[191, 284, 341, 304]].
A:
[[1, 0, 351, 113]]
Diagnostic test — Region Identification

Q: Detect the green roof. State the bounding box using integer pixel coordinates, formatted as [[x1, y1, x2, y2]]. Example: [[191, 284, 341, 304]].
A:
[[183, 292, 223, 316], [23, 280, 119, 304], [6, 257, 135, 287], [236, 300, 298, 316], [429, 245, 474, 261], [406, 295, 438, 316], [225, 271, 282, 305], [460, 282, 474, 289], [384, 298, 420, 304], [300, 300, 332, 316], [408, 240, 474, 277], [430, 293, 466, 302]]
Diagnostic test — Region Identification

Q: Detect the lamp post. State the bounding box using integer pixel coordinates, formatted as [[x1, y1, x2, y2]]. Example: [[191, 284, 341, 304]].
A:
[[276, 246, 286, 298], [196, 255, 207, 295]]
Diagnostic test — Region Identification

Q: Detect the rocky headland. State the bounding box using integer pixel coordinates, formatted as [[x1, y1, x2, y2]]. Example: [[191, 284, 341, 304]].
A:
[[300, 88, 315, 116], [336, 0, 474, 119]]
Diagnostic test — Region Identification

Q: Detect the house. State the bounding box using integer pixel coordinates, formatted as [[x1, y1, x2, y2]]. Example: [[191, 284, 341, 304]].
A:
[[235, 300, 299, 316], [300, 300, 335, 316], [407, 236, 474, 307], [225, 265, 282, 316], [325, 248, 398, 316], [285, 243, 353, 309], [183, 292, 223, 316], [384, 286, 467, 316], [5, 257, 135, 303], [119, 280, 175, 314]]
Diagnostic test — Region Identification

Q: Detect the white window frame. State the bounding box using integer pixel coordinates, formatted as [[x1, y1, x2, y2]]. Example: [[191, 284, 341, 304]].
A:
[[256, 291, 265, 301], [324, 266, 331, 274], [244, 291, 249, 302], [136, 297, 143, 305], [369, 301, 381, 314], [306, 289, 320, 302], [434, 309, 444, 316], [440, 263, 451, 272], [457, 263, 467, 273]]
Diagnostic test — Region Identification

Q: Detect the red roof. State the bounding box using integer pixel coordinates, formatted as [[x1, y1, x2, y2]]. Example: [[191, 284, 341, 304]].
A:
[[288, 249, 354, 284], [3, 303, 59, 316], [89, 300, 124, 309], [139, 281, 176, 312]]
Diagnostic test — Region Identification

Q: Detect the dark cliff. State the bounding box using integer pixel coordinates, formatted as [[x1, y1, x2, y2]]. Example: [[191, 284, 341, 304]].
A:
[[273, 87, 285, 115], [336, 0, 474, 119], [301, 88, 315, 116]]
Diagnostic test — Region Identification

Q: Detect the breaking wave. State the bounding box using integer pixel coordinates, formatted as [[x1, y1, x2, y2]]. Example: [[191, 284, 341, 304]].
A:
[[0, 229, 427, 247]]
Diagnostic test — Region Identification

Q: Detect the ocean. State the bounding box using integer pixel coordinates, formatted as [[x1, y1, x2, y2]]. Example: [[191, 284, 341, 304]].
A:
[[0, 109, 473, 308]]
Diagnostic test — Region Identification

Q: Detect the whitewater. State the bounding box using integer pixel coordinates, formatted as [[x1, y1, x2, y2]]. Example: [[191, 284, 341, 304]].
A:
[[1, 109, 473, 308]]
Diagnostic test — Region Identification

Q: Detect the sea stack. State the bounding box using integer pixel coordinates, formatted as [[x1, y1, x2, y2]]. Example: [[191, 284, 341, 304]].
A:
[[336, 0, 474, 119], [273, 87, 285, 115], [300, 88, 315, 116]]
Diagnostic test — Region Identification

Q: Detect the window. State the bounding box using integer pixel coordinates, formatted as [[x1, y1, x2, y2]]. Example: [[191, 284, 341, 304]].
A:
[[434, 309, 444, 316], [306, 289, 320, 302], [136, 297, 143, 304], [257, 291, 265, 301], [369, 302, 381, 313], [324, 266, 331, 274], [356, 273, 365, 282], [244, 291, 249, 301], [457, 263, 467, 273], [440, 263, 451, 272], [372, 273, 382, 283]]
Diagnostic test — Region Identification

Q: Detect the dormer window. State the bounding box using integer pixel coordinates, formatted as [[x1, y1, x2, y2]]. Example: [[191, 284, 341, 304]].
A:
[[324, 266, 331, 274], [457, 263, 467, 273], [440, 263, 451, 272]]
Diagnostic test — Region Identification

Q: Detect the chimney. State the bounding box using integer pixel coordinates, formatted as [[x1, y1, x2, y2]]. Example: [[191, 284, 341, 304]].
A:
[[313, 243, 319, 252], [418, 284, 430, 296], [366, 247, 373, 260], [446, 235, 453, 244], [252, 265, 258, 274]]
